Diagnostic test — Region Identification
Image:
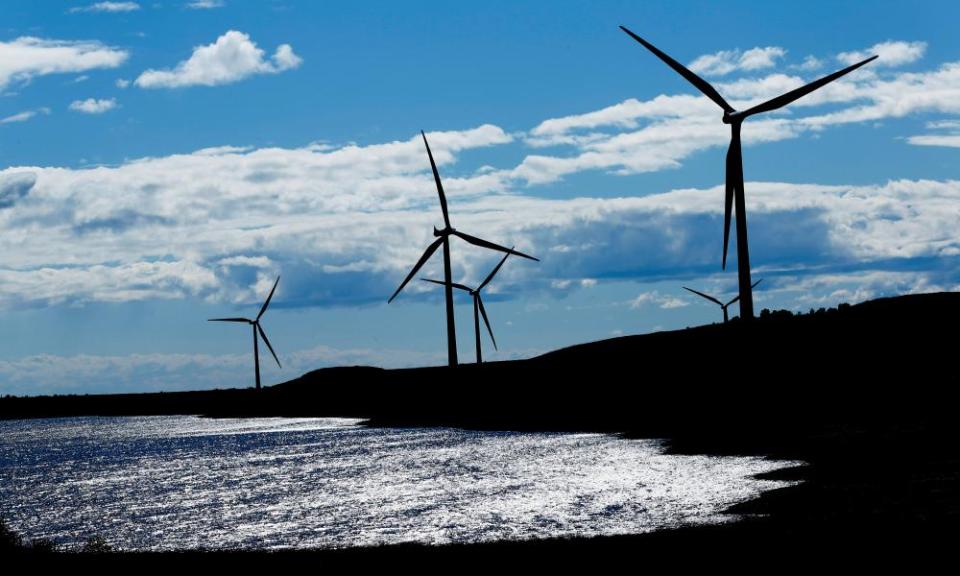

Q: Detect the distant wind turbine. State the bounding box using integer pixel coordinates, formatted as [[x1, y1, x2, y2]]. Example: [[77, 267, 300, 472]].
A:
[[421, 251, 512, 364], [209, 276, 282, 390], [620, 25, 876, 321], [684, 279, 763, 323], [388, 131, 538, 367]]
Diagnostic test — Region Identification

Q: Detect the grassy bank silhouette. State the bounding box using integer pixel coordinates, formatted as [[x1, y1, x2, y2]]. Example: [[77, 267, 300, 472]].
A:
[[3, 292, 956, 430], [2, 292, 958, 558]]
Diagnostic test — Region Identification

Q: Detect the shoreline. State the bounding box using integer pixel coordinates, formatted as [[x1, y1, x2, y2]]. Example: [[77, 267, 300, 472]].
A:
[[5, 417, 956, 560], [3, 293, 959, 559]]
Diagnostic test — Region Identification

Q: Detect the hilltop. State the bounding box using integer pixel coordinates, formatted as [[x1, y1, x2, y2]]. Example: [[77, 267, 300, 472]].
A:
[[3, 291, 957, 431], [3, 292, 959, 557]]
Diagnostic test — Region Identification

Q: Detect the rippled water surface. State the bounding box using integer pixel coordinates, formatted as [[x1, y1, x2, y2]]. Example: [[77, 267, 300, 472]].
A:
[[0, 416, 799, 550]]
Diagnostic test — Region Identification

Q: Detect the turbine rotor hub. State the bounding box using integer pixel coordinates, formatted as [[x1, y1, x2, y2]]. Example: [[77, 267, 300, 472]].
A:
[[722, 110, 743, 125], [433, 226, 454, 237]]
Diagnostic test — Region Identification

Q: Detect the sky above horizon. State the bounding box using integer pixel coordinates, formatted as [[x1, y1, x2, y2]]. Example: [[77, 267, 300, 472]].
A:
[[2, 0, 959, 395]]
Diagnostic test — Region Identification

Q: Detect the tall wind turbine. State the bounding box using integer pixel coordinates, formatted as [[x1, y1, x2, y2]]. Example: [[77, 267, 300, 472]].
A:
[[209, 276, 282, 390], [421, 251, 512, 364], [620, 26, 876, 321], [684, 279, 763, 323], [389, 131, 538, 368]]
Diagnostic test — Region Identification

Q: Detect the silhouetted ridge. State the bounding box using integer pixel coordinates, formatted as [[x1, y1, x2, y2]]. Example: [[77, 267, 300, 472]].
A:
[[2, 293, 959, 558], [3, 293, 957, 431]]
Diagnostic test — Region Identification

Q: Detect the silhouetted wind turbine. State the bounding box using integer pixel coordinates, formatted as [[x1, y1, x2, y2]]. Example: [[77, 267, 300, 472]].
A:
[[620, 26, 876, 321], [388, 131, 538, 368], [421, 251, 512, 364], [208, 276, 282, 390], [684, 279, 763, 323]]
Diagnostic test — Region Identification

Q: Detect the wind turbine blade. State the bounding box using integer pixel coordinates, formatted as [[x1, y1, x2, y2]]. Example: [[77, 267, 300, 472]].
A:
[[388, 237, 444, 303], [257, 323, 281, 368], [725, 280, 761, 307], [477, 296, 497, 350], [422, 131, 451, 229], [450, 231, 539, 261], [619, 26, 734, 113], [478, 250, 511, 291], [725, 294, 741, 307], [735, 133, 746, 214], [420, 278, 472, 292], [257, 276, 281, 320], [742, 55, 877, 118], [208, 317, 251, 323], [682, 286, 723, 306], [722, 139, 735, 270]]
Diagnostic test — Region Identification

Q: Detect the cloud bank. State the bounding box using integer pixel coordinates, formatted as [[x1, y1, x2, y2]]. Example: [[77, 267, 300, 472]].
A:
[[3, 37, 960, 394]]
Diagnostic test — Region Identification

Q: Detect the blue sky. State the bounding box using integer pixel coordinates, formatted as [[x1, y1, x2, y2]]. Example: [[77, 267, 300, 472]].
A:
[[2, 1, 959, 395]]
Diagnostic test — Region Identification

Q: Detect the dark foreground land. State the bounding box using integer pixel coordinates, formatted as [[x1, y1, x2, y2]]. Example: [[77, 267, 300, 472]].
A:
[[3, 292, 960, 562]]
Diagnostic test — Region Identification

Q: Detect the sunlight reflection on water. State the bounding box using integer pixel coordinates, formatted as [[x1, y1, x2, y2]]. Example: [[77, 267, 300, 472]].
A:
[[0, 415, 800, 550]]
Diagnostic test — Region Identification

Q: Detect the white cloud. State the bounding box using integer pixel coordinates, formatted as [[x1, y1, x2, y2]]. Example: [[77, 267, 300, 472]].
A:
[[0, 172, 37, 208], [70, 1, 140, 13], [0, 37, 129, 90], [629, 291, 689, 310], [529, 95, 711, 139], [134, 30, 301, 89], [1, 107, 51, 124], [772, 270, 952, 310], [907, 134, 960, 148], [3, 110, 956, 312], [272, 44, 301, 70], [838, 41, 926, 67], [4, 38, 960, 395], [187, 0, 225, 8], [0, 261, 218, 305], [522, 45, 960, 185], [3, 42, 960, 311], [795, 55, 823, 71], [739, 47, 788, 71], [218, 255, 272, 268], [926, 120, 960, 130], [800, 61, 960, 128], [906, 118, 960, 148], [69, 97, 118, 114], [0, 125, 516, 307], [518, 103, 798, 184], [689, 46, 787, 77], [115, 78, 131, 88]]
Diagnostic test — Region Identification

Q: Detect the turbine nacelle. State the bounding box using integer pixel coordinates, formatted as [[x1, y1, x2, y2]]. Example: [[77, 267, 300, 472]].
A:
[[419, 248, 512, 363], [722, 110, 744, 125], [390, 131, 540, 366], [208, 275, 282, 388], [621, 25, 876, 321]]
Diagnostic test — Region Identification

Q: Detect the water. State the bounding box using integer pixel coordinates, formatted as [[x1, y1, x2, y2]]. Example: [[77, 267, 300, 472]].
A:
[[0, 416, 800, 551]]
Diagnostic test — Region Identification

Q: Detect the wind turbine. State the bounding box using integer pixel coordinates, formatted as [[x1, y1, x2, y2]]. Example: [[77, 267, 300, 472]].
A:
[[684, 279, 763, 323], [388, 131, 538, 368], [421, 251, 512, 364], [209, 276, 282, 390], [620, 26, 876, 321]]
